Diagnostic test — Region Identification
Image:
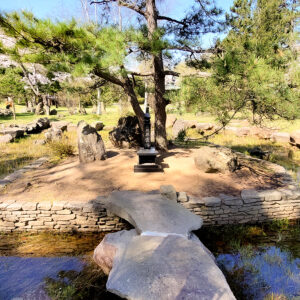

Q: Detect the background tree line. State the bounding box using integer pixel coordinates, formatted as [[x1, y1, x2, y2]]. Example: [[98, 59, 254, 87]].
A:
[[0, 0, 298, 150]]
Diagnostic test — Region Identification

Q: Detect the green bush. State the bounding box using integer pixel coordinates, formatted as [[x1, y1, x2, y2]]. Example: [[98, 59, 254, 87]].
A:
[[48, 138, 74, 159]]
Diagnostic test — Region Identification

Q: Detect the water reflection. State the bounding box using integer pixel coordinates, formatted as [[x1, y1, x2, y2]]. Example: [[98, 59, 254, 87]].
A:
[[0, 256, 84, 300], [217, 246, 300, 300], [0, 233, 121, 300]]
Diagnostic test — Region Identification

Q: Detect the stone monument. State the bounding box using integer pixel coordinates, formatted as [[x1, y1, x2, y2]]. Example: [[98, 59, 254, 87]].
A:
[[134, 107, 161, 172]]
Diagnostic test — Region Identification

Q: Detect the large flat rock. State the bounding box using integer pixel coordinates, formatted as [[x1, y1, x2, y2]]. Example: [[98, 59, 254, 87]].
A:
[[93, 229, 137, 275], [103, 191, 202, 237], [106, 234, 236, 300]]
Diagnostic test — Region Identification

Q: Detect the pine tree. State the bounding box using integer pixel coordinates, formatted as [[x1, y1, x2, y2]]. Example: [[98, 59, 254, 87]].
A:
[[180, 0, 299, 125], [0, 1, 223, 150]]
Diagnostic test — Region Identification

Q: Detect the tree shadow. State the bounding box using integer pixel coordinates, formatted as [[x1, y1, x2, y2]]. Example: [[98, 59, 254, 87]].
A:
[[107, 151, 119, 158]]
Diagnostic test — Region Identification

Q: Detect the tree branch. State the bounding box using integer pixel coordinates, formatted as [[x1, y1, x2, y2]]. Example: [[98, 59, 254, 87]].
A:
[[166, 45, 214, 54], [19, 63, 39, 97], [90, 0, 145, 17], [130, 72, 153, 77], [94, 66, 125, 87], [164, 70, 179, 76], [157, 15, 185, 25]]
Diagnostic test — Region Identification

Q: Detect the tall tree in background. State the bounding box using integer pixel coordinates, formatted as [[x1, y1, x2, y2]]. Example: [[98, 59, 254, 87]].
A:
[[0, 1, 223, 151], [88, 0, 223, 150], [180, 0, 299, 125]]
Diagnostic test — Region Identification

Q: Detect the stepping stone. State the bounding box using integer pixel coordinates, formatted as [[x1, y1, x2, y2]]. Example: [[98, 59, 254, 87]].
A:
[[102, 191, 202, 237], [103, 233, 235, 300]]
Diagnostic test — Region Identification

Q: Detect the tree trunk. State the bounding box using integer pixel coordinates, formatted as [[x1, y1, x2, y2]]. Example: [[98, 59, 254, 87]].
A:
[[101, 101, 106, 113], [29, 97, 35, 113], [124, 81, 144, 133], [43, 95, 50, 116], [35, 96, 44, 115], [9, 97, 16, 121], [146, 0, 168, 151], [96, 88, 102, 115]]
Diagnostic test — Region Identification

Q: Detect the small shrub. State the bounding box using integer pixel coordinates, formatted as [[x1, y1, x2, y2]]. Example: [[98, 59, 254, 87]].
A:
[[48, 137, 74, 159], [176, 129, 187, 142]]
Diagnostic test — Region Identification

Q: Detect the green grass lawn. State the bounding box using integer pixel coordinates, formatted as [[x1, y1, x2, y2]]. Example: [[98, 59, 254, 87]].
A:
[[0, 104, 121, 127]]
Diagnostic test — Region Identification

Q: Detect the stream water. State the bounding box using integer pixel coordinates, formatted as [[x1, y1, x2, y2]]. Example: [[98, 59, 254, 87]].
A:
[[0, 222, 299, 300], [197, 221, 300, 300], [0, 232, 121, 300]]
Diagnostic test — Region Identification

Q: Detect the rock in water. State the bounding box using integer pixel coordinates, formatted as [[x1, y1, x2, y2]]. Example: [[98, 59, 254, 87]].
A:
[[93, 229, 137, 275], [109, 116, 142, 148], [77, 121, 107, 163], [95, 232, 236, 300], [194, 145, 239, 173]]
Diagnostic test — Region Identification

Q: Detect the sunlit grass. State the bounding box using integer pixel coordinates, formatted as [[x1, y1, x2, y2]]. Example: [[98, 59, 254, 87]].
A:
[[0, 231, 106, 256]]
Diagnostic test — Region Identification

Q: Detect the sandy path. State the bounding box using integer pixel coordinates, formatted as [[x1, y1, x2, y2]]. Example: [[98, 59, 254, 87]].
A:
[[1, 147, 278, 202]]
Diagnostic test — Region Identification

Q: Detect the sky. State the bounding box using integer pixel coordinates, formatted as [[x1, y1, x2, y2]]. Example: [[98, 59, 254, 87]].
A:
[[0, 0, 233, 19], [0, 0, 234, 48]]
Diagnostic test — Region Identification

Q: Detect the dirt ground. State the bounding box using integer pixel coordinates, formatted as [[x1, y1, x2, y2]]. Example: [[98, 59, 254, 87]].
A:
[[1, 147, 283, 203]]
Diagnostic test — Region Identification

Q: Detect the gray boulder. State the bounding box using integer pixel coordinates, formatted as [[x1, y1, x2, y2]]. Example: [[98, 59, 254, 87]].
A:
[[172, 119, 188, 139], [290, 130, 300, 147], [0, 108, 13, 116], [109, 116, 142, 149], [0, 127, 24, 139], [93, 229, 137, 275], [166, 115, 177, 128], [44, 128, 62, 141], [271, 132, 290, 143], [196, 123, 214, 131], [103, 234, 236, 300], [51, 121, 69, 132], [160, 184, 177, 202], [35, 102, 44, 115], [50, 109, 57, 115], [34, 139, 46, 145], [101, 190, 202, 237], [93, 121, 105, 131], [0, 134, 14, 143], [77, 120, 107, 163], [26, 118, 50, 134], [194, 145, 239, 173]]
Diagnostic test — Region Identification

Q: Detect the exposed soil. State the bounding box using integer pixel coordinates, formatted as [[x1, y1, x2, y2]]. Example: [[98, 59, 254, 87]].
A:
[[1, 147, 284, 203]]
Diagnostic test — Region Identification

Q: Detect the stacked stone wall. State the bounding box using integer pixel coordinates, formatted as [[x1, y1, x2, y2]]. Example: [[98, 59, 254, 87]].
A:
[[0, 200, 127, 233], [0, 189, 299, 232], [179, 188, 300, 225]]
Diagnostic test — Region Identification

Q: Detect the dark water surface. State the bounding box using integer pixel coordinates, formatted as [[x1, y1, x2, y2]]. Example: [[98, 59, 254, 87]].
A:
[[0, 256, 84, 300], [197, 222, 300, 300], [0, 232, 121, 300], [0, 223, 299, 300]]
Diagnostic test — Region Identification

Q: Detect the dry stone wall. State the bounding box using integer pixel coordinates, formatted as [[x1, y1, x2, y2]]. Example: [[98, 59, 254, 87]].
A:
[[0, 185, 299, 232], [0, 199, 127, 233], [179, 188, 300, 225], [0, 156, 299, 232]]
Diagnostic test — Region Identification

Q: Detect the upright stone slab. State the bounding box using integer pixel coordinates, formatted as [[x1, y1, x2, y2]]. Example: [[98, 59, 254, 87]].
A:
[[77, 120, 107, 163], [105, 234, 236, 300], [102, 190, 202, 237]]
